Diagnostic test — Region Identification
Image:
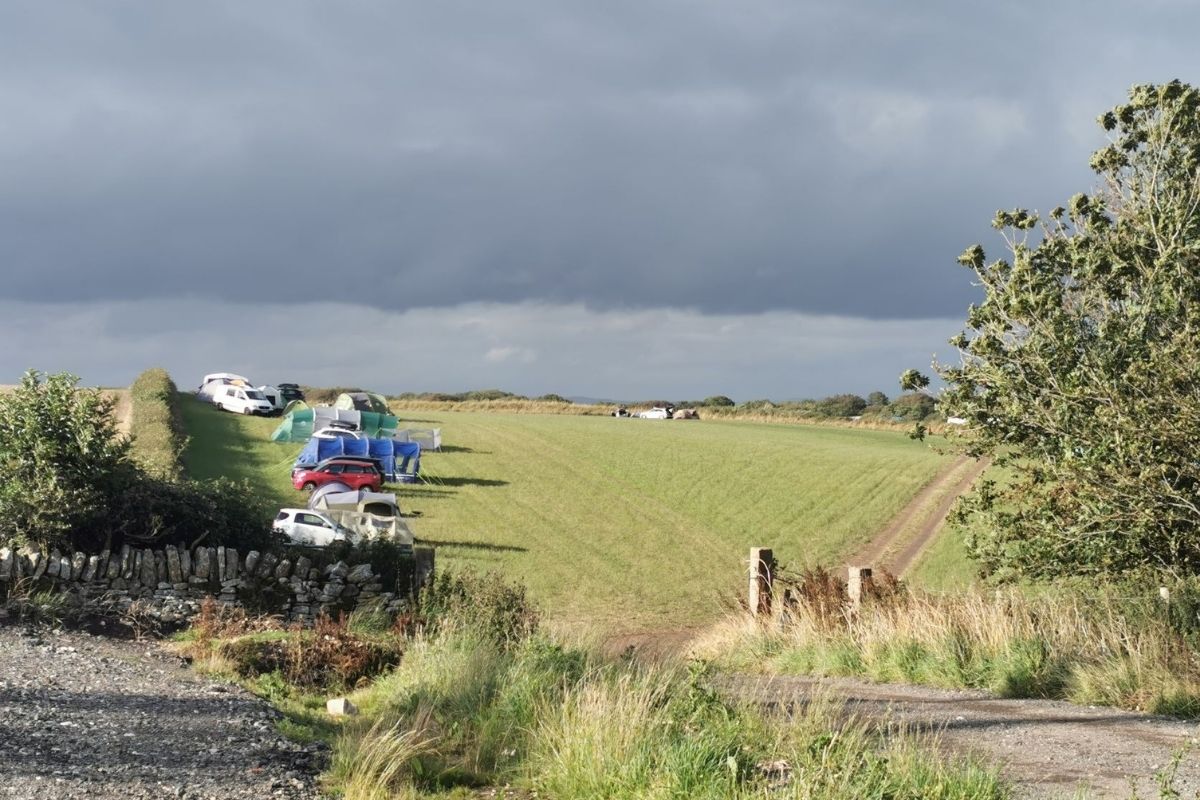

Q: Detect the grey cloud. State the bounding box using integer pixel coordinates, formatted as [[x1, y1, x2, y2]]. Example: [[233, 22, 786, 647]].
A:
[[0, 2, 1196, 319], [0, 299, 958, 401]]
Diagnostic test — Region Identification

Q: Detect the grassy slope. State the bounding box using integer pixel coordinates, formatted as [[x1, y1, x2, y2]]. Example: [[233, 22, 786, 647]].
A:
[[181, 401, 950, 629], [179, 398, 302, 514]]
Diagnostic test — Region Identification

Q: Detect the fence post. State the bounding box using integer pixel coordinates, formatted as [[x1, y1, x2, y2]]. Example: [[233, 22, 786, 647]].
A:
[[748, 547, 774, 618], [847, 566, 872, 612]]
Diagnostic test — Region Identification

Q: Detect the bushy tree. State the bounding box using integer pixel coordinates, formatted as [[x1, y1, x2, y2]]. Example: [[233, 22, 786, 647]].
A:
[[887, 393, 936, 422], [914, 81, 1200, 579], [0, 371, 137, 547], [702, 395, 735, 407], [866, 391, 890, 407], [814, 393, 867, 418]]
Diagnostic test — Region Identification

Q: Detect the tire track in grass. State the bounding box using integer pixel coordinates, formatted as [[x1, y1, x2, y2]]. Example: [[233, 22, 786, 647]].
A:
[[845, 455, 990, 578]]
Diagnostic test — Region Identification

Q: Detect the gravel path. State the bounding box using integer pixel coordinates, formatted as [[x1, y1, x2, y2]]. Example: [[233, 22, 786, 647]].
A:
[[0, 626, 327, 799], [724, 673, 1200, 799]]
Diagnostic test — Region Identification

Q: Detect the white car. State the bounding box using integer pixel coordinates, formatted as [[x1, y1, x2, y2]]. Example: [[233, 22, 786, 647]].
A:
[[312, 427, 364, 440], [272, 508, 353, 547], [212, 385, 275, 415], [635, 406, 674, 419]]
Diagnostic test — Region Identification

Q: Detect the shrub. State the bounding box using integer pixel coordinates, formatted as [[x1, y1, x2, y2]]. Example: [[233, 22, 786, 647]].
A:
[[702, 395, 735, 407], [0, 370, 138, 550], [215, 613, 404, 690], [417, 569, 538, 644], [0, 369, 280, 553], [886, 392, 937, 422], [814, 393, 868, 418], [106, 474, 281, 551]]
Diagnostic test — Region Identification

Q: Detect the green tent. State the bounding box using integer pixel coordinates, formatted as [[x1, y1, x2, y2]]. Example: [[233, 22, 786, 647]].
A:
[[334, 391, 391, 415], [270, 406, 399, 442]]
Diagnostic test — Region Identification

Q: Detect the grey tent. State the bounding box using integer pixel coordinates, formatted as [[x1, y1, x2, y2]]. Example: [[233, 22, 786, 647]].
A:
[[308, 488, 413, 549]]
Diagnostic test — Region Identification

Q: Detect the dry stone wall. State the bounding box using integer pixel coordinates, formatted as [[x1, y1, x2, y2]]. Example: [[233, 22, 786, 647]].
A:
[[0, 542, 434, 625]]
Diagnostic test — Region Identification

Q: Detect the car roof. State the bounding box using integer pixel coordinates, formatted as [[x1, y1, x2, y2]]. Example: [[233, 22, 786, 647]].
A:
[[312, 456, 380, 468]]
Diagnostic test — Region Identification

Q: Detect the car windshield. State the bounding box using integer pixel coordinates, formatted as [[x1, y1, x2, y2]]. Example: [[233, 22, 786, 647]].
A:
[[245, 390, 265, 400]]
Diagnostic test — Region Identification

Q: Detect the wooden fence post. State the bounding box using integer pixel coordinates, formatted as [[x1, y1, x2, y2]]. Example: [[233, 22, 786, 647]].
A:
[[847, 566, 872, 612], [748, 547, 774, 618]]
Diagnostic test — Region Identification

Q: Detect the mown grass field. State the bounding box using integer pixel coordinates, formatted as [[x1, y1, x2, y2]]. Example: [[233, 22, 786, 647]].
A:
[[180, 398, 952, 629]]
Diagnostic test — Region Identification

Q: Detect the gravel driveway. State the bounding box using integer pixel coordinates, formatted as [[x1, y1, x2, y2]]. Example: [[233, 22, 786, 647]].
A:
[[0, 625, 326, 799]]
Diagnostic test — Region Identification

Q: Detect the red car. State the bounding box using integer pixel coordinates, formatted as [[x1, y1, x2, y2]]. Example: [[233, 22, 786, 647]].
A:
[[291, 457, 383, 493]]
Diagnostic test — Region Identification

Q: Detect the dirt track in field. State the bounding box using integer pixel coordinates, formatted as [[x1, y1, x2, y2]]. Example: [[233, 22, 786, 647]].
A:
[[846, 454, 989, 578], [606, 453, 1200, 798], [106, 388, 133, 435]]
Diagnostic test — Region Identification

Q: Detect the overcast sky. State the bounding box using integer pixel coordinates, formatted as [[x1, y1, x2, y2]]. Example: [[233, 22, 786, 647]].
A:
[[1, 1, 1195, 399]]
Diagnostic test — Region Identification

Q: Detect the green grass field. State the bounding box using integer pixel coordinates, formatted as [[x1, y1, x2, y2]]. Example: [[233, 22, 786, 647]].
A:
[[180, 399, 951, 629], [907, 525, 978, 590]]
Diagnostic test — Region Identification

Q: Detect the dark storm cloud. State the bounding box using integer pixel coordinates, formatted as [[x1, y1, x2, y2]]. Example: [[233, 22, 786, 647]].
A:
[[1, 1, 1196, 318]]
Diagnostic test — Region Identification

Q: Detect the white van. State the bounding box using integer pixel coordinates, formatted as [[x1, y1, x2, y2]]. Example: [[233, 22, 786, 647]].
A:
[[212, 385, 275, 415]]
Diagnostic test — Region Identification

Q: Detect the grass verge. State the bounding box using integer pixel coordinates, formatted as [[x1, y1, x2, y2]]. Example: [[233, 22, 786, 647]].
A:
[[329, 628, 1007, 800], [692, 573, 1200, 717], [180, 573, 1008, 799]]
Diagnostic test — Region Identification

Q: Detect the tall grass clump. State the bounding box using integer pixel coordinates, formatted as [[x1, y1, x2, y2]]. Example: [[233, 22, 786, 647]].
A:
[[693, 568, 1200, 716], [129, 367, 187, 477], [323, 570, 1006, 799], [331, 626, 1006, 799]]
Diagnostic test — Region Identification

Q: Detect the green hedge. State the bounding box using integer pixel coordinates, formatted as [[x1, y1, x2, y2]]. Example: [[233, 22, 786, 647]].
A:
[[129, 367, 187, 477]]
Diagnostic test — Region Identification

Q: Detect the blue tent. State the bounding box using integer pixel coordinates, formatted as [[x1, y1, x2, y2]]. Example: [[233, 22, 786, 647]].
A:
[[293, 437, 421, 481]]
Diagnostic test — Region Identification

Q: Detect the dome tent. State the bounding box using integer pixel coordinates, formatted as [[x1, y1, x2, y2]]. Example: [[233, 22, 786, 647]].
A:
[[270, 406, 399, 442], [334, 392, 391, 415]]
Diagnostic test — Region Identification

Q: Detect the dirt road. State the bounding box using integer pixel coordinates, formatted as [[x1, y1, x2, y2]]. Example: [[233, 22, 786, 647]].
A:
[[723, 672, 1200, 799], [847, 455, 989, 577], [106, 388, 133, 436]]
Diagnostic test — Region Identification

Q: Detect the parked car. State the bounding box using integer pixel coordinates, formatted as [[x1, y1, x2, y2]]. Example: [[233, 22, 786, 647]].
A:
[[277, 383, 305, 402], [312, 426, 364, 441], [292, 457, 383, 493], [272, 508, 352, 547], [635, 406, 675, 419], [211, 385, 275, 415]]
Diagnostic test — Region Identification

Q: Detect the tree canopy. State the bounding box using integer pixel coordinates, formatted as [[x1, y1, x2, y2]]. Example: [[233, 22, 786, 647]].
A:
[[914, 81, 1200, 579]]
